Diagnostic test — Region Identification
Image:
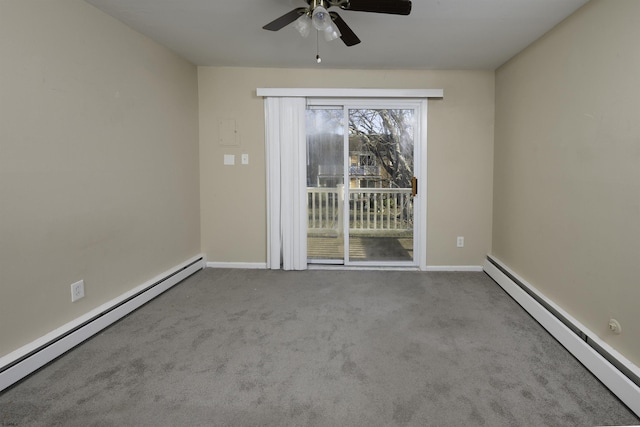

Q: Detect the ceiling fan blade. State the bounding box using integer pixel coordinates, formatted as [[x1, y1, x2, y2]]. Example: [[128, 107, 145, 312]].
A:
[[341, 0, 412, 15], [330, 12, 361, 46], [263, 8, 307, 31]]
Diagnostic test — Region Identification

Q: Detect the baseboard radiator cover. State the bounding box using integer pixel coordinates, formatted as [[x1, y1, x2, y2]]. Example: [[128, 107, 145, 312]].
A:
[[0, 255, 205, 393], [484, 255, 640, 417]]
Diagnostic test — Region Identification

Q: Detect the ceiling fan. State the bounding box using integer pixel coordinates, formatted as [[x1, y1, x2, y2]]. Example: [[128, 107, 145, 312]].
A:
[[263, 0, 412, 47]]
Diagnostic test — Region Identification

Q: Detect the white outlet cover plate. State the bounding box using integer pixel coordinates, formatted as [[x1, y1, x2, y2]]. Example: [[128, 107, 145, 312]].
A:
[[71, 280, 85, 302]]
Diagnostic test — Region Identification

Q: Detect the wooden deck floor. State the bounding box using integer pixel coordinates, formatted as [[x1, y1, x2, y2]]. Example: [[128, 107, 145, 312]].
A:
[[307, 236, 413, 262]]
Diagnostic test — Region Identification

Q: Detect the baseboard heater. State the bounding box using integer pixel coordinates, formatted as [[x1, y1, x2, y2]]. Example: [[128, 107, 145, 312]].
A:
[[0, 256, 205, 393], [484, 255, 640, 417]]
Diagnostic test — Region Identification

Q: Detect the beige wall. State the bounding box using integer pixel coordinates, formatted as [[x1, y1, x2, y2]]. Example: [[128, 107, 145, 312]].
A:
[[199, 67, 494, 267], [493, 0, 640, 365], [0, 1, 200, 356]]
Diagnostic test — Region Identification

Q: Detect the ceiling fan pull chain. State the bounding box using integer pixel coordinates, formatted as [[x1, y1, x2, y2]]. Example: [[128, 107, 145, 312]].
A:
[[316, 30, 322, 63]]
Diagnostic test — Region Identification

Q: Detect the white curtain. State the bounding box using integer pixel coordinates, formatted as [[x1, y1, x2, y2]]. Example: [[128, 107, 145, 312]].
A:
[[265, 97, 307, 270]]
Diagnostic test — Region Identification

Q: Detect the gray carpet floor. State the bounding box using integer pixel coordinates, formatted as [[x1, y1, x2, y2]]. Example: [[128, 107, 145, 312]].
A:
[[1, 269, 638, 426]]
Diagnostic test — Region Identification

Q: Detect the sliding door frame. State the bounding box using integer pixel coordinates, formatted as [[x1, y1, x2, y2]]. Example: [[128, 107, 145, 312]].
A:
[[307, 98, 427, 269], [258, 88, 443, 271]]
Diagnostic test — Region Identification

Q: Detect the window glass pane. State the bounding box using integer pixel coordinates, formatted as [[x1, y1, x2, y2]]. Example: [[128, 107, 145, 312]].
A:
[[306, 109, 345, 262], [347, 109, 415, 262]]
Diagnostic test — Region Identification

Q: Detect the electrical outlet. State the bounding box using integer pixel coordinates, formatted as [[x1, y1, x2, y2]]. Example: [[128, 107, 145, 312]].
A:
[[457, 236, 464, 248], [71, 280, 85, 302]]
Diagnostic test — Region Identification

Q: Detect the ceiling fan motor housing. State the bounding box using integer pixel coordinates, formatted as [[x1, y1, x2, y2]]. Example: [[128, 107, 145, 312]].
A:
[[309, 0, 350, 9]]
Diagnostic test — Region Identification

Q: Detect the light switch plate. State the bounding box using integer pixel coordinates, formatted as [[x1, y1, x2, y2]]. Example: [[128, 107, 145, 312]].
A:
[[241, 154, 249, 165]]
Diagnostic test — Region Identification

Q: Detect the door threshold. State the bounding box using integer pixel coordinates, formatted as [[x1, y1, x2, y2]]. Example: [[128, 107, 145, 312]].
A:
[[307, 264, 421, 271]]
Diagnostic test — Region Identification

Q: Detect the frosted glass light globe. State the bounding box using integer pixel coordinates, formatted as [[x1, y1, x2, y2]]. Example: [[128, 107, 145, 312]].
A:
[[312, 6, 331, 31]]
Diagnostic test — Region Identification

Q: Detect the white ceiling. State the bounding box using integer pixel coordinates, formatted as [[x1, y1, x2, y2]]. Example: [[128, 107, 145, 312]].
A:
[[85, 0, 588, 70]]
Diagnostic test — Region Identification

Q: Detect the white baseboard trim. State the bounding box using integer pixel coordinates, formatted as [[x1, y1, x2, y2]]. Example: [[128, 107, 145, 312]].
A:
[[207, 262, 267, 269], [206, 264, 484, 272], [425, 265, 484, 272], [0, 255, 205, 393], [484, 256, 640, 417]]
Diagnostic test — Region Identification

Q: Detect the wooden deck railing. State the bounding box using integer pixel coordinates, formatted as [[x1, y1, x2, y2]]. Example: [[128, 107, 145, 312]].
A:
[[307, 186, 413, 234]]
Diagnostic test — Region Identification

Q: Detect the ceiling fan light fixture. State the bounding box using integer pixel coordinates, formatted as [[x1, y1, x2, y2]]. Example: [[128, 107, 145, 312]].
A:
[[293, 13, 311, 37], [323, 22, 341, 42], [311, 6, 331, 31]]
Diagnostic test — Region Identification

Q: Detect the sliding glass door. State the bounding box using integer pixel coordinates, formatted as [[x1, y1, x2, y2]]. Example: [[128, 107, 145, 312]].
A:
[[307, 101, 421, 267]]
